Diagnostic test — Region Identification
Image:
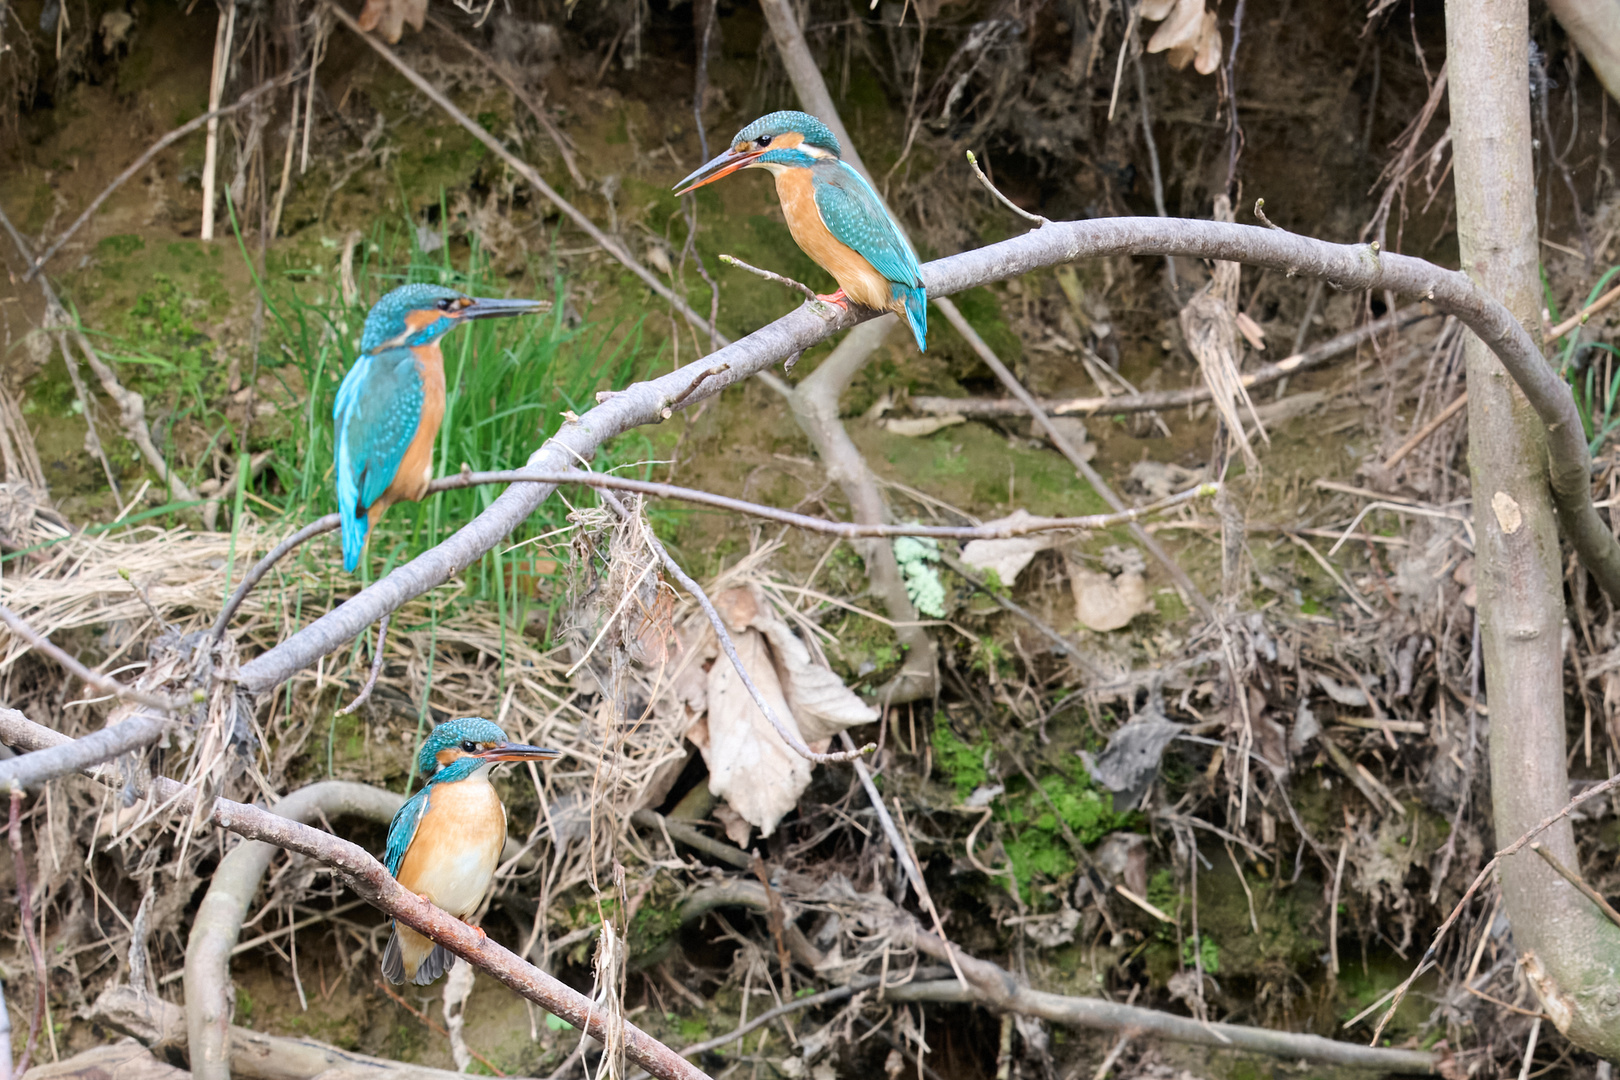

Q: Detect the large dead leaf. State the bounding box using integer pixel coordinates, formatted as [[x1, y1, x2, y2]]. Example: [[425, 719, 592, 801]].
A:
[[692, 588, 875, 833], [716, 587, 877, 743], [960, 510, 1057, 587], [693, 623, 809, 837]]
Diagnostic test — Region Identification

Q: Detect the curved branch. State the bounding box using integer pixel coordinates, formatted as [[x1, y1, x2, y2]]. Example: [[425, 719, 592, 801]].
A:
[[238, 216, 1619, 696], [212, 513, 340, 642], [0, 710, 712, 1080], [184, 780, 406, 1080]]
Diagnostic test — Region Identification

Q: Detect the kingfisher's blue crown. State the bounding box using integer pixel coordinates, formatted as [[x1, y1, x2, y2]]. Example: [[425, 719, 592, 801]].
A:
[[417, 717, 510, 779], [733, 111, 841, 156], [361, 283, 470, 353]]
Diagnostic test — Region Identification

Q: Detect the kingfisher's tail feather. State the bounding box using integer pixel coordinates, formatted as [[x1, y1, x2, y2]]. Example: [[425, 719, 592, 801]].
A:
[[893, 283, 927, 352], [340, 506, 368, 574]]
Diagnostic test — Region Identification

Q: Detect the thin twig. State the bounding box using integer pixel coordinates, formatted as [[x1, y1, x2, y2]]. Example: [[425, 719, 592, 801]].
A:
[[1549, 280, 1620, 340], [335, 613, 391, 717], [967, 151, 1048, 226], [212, 513, 341, 641], [9, 791, 44, 1076], [597, 490, 871, 764], [938, 550, 1108, 677], [0, 604, 185, 713], [1370, 768, 1620, 1042], [25, 74, 297, 279], [1530, 842, 1620, 929], [1380, 391, 1468, 471], [376, 978, 508, 1076], [424, 12, 586, 188], [719, 254, 822, 303]]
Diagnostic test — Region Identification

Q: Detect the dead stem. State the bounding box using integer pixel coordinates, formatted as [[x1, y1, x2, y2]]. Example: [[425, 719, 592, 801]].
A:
[[1529, 842, 1620, 929], [335, 613, 391, 717], [9, 791, 44, 1076], [719, 254, 822, 304]]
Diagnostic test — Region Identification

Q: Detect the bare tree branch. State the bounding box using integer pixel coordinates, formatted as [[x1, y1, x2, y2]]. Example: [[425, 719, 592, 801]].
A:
[[234, 215, 1620, 695], [0, 708, 168, 793], [0, 710, 714, 1080]]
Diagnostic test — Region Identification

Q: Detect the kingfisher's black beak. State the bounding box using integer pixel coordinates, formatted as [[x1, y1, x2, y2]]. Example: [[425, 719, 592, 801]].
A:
[[477, 741, 563, 763], [675, 146, 765, 195], [457, 297, 550, 321]]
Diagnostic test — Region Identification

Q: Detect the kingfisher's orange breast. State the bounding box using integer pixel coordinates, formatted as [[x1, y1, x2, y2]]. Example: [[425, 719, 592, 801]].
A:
[[375, 342, 445, 519], [395, 776, 508, 919], [772, 169, 895, 314]]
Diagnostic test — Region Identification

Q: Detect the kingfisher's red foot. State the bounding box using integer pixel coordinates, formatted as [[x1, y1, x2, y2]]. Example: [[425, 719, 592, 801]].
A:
[[816, 289, 850, 306]]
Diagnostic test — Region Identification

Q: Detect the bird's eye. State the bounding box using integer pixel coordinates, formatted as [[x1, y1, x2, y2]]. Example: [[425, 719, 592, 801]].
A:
[[757, 135, 773, 148], [460, 740, 477, 753], [437, 297, 458, 312]]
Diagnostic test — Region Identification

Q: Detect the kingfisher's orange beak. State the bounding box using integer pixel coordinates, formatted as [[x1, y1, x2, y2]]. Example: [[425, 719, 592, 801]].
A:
[[476, 741, 563, 763], [675, 145, 766, 195]]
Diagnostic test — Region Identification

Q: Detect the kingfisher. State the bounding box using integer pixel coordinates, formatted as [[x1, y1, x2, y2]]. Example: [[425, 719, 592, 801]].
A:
[[334, 283, 546, 573], [380, 717, 562, 985], [674, 110, 928, 352]]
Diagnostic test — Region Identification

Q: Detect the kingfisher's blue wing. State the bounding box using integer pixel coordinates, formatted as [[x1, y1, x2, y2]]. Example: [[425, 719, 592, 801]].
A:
[[809, 162, 924, 289], [333, 348, 425, 571], [384, 785, 432, 877]]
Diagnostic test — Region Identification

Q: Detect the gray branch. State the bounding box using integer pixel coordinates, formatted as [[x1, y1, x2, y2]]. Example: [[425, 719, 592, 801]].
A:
[[0, 710, 168, 794], [237, 216, 1620, 696]]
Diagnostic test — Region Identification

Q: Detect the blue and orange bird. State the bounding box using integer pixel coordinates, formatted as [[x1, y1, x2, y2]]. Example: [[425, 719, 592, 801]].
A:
[[381, 717, 562, 985], [334, 284, 545, 573], [674, 111, 928, 351]]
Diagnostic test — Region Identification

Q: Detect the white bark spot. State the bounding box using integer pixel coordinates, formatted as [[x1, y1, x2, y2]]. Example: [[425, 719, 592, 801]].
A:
[[1492, 491, 1523, 534]]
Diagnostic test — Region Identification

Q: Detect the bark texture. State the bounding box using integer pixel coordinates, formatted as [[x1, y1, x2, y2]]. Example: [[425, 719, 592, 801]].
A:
[[1447, 0, 1620, 1051]]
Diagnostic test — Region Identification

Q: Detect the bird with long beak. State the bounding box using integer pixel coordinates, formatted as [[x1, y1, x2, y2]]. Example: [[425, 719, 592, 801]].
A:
[[675, 110, 928, 351], [380, 717, 562, 985], [334, 283, 546, 573]]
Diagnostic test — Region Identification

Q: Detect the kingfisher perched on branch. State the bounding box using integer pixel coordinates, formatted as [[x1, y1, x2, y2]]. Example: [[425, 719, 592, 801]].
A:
[[335, 283, 545, 573], [381, 717, 561, 985], [674, 110, 929, 352]]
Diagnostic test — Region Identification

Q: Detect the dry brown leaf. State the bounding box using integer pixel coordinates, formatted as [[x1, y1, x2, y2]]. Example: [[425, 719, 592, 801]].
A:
[[356, 0, 426, 43], [1069, 564, 1151, 632], [1146, 0, 1203, 56], [698, 624, 810, 837], [960, 510, 1056, 586], [1235, 309, 1266, 350], [1140, 0, 1179, 19], [749, 604, 878, 744], [1193, 10, 1223, 75], [713, 802, 754, 849]]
